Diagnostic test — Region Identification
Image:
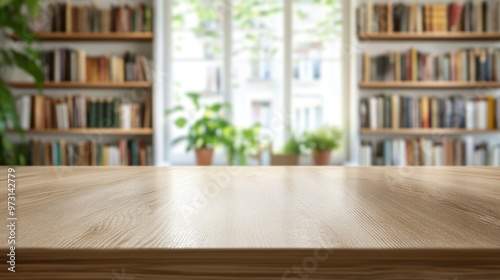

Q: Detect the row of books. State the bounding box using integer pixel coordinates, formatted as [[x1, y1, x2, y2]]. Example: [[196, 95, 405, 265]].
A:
[[39, 49, 152, 83], [360, 94, 500, 130], [474, 143, 500, 166], [361, 139, 500, 166], [363, 48, 500, 82], [360, 138, 466, 166], [357, 1, 500, 34], [18, 139, 153, 166], [34, 1, 153, 33], [15, 94, 152, 130]]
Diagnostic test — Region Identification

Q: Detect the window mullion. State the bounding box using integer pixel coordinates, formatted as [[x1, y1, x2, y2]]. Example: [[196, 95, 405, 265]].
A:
[[154, 0, 171, 165], [283, 0, 293, 138], [223, 0, 233, 120]]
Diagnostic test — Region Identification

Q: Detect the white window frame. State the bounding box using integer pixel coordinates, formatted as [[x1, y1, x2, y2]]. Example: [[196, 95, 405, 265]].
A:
[[154, 0, 353, 166]]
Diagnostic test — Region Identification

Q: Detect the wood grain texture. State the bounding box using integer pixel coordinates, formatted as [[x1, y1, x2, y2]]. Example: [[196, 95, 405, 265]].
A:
[[1, 167, 500, 279], [358, 32, 500, 41]]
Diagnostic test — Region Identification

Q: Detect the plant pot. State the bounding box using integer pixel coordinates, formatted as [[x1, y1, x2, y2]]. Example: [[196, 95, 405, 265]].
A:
[[312, 150, 331, 166], [195, 148, 214, 166], [271, 154, 300, 166]]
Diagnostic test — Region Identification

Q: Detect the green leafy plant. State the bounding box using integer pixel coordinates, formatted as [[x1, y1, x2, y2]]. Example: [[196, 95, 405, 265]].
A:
[[0, 0, 43, 165], [166, 93, 231, 151], [222, 123, 261, 166], [302, 126, 341, 152], [280, 133, 301, 155]]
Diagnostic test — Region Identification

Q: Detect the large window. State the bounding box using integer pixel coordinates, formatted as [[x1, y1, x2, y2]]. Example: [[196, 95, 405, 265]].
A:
[[168, 0, 343, 165]]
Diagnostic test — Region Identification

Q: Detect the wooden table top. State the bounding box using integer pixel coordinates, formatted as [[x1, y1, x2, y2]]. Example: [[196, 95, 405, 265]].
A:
[[1, 167, 499, 250]]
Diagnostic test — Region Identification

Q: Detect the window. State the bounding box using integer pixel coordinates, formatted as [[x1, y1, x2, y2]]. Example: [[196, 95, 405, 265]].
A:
[[167, 0, 344, 165]]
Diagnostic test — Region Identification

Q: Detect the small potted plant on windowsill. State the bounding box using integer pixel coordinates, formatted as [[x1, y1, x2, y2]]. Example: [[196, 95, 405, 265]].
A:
[[166, 93, 230, 166], [303, 127, 341, 166], [222, 124, 261, 166], [271, 133, 301, 166]]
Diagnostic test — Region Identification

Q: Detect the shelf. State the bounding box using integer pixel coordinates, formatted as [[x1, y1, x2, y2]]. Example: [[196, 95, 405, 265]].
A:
[[7, 129, 153, 136], [361, 129, 500, 136], [7, 32, 153, 41], [7, 82, 152, 89], [359, 81, 500, 89], [358, 32, 500, 41]]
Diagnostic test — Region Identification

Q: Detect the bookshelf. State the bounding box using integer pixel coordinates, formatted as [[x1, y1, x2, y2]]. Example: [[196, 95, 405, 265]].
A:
[[6, 0, 156, 166], [355, 0, 500, 167], [358, 33, 500, 41], [8, 82, 153, 89], [8, 32, 153, 41]]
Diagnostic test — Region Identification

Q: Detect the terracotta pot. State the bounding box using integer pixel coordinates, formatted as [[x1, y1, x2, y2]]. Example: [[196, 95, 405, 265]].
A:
[[271, 154, 300, 166], [312, 150, 331, 166], [195, 148, 214, 166]]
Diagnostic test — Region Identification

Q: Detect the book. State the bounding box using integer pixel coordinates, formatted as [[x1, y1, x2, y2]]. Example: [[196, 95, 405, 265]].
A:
[[465, 99, 475, 130], [96, 99, 104, 128], [421, 96, 429, 128], [55, 102, 69, 129], [16, 95, 32, 130], [104, 98, 113, 128], [478, 98, 488, 130], [492, 145, 500, 166], [497, 96, 500, 129], [488, 96, 496, 129], [143, 95, 152, 128], [391, 95, 399, 129], [477, 2, 484, 32], [360, 142, 373, 166], [377, 95, 384, 128]]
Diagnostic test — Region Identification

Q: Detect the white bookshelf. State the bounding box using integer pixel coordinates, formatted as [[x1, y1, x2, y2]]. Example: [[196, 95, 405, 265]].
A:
[[352, 0, 500, 166], [6, 0, 159, 165]]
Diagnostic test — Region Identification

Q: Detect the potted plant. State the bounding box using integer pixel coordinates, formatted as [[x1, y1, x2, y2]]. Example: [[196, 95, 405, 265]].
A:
[[271, 133, 301, 166], [222, 123, 261, 166], [0, 0, 44, 165], [302, 127, 341, 166], [166, 93, 230, 166]]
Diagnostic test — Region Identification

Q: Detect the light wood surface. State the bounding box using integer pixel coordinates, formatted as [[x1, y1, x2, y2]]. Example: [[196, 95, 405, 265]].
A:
[[1, 167, 499, 279], [358, 32, 500, 41], [7, 81, 152, 89], [6, 128, 153, 136], [361, 128, 500, 135], [7, 32, 153, 41], [359, 81, 500, 89]]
